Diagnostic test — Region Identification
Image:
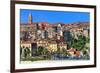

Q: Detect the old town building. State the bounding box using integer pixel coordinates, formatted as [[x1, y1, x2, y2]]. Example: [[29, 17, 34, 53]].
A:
[[20, 13, 90, 58]]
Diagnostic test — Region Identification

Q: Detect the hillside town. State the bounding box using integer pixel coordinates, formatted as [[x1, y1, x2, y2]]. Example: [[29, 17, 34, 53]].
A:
[[20, 13, 90, 61]]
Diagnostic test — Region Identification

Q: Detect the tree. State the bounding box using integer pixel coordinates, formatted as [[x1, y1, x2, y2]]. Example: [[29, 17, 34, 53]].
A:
[[36, 46, 43, 55], [24, 48, 27, 58], [20, 46, 23, 60], [26, 47, 31, 56], [36, 46, 49, 55], [24, 47, 30, 58], [71, 35, 86, 51]]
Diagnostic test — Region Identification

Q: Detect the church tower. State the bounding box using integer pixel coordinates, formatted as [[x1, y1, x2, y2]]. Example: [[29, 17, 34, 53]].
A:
[[28, 13, 32, 24]]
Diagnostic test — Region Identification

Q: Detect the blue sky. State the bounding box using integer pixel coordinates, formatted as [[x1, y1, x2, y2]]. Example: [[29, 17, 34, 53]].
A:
[[20, 9, 90, 24]]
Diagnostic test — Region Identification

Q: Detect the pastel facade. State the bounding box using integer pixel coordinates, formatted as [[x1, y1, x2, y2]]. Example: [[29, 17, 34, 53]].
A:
[[48, 42, 58, 52]]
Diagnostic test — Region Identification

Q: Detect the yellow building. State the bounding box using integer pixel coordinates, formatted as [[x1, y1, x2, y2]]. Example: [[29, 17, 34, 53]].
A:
[[48, 41, 58, 52], [36, 39, 48, 48], [58, 42, 67, 51]]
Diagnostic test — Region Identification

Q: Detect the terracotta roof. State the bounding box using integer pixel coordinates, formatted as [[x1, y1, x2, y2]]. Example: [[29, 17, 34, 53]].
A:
[[20, 22, 38, 25], [20, 30, 34, 32], [21, 41, 32, 44], [67, 48, 76, 52]]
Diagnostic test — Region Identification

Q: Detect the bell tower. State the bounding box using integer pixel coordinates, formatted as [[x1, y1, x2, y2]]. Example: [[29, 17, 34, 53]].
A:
[[28, 13, 32, 24]]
